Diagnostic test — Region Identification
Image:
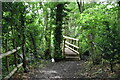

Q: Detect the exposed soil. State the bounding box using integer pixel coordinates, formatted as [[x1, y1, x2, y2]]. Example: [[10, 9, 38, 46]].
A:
[[11, 60, 120, 80]]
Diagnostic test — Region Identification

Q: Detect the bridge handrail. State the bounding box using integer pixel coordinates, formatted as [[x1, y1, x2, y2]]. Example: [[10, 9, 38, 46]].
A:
[[65, 45, 79, 54], [63, 35, 80, 55], [0, 46, 25, 79], [0, 47, 21, 59], [63, 35, 79, 41], [65, 41, 79, 49]]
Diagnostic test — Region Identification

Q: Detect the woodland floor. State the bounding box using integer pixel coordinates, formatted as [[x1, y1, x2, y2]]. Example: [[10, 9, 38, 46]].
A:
[[11, 60, 120, 80]]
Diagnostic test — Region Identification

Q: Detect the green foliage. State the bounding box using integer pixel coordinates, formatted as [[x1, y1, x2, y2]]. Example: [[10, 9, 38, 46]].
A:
[[65, 2, 120, 65], [2, 1, 120, 77], [80, 3, 120, 64]]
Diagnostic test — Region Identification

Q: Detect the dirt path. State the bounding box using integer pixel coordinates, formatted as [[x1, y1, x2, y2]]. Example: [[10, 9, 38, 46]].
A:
[[30, 61, 85, 79], [12, 60, 120, 80]]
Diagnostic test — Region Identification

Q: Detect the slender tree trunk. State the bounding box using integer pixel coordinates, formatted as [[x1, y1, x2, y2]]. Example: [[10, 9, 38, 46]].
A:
[[118, 1, 120, 40], [88, 33, 96, 64], [110, 60, 114, 72], [44, 11, 51, 59], [11, 25, 18, 67], [20, 9, 28, 73], [30, 33, 37, 59], [5, 38, 9, 72], [76, 0, 83, 13]]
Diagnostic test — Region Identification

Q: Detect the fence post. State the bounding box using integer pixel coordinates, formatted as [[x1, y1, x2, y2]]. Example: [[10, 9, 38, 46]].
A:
[[14, 51, 17, 67], [63, 39, 66, 56], [22, 44, 28, 73], [6, 56, 9, 72], [5, 39, 9, 72], [78, 40, 81, 60]]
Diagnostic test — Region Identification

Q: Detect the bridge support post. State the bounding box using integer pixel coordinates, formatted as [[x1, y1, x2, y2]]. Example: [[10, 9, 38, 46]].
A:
[[63, 39, 66, 56], [78, 40, 81, 60]]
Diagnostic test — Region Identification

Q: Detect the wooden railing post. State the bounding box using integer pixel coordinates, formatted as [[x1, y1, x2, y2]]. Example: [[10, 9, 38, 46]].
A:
[[5, 39, 9, 72], [78, 40, 79, 52], [22, 44, 28, 73], [74, 40, 76, 45], [71, 40, 73, 49], [6, 56, 9, 72], [63, 39, 66, 56], [78, 40, 81, 60], [14, 51, 17, 67]]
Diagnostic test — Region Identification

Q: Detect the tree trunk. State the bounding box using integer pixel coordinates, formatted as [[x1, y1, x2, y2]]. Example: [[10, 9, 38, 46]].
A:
[[30, 33, 38, 59], [88, 33, 96, 64], [76, 0, 83, 13], [11, 25, 18, 67], [20, 9, 28, 73], [44, 11, 51, 59], [5, 38, 9, 72], [54, 3, 64, 60], [118, 1, 120, 40]]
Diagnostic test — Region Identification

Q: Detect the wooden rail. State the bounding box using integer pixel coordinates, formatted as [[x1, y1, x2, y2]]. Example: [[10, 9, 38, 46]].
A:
[[0, 47, 25, 80], [0, 47, 21, 59], [63, 35, 80, 55], [65, 41, 79, 49], [63, 35, 79, 41], [4, 63, 23, 79], [65, 45, 79, 54]]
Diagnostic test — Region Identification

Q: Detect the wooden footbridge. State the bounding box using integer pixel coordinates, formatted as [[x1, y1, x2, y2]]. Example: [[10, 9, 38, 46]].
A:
[[0, 35, 80, 80], [63, 35, 80, 60]]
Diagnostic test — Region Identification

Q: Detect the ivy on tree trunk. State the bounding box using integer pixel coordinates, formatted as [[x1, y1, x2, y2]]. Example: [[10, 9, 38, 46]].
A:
[[54, 3, 64, 59]]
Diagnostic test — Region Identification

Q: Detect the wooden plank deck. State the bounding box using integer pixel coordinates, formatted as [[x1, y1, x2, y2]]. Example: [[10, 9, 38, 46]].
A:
[[64, 48, 80, 60], [65, 48, 78, 56]]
